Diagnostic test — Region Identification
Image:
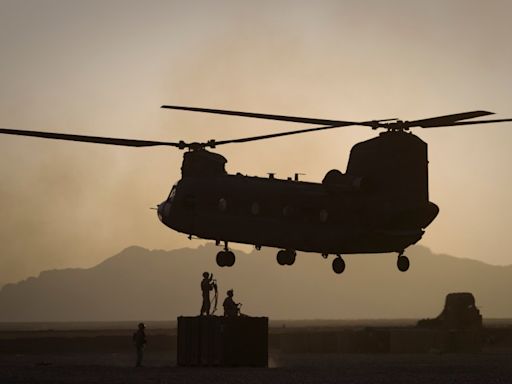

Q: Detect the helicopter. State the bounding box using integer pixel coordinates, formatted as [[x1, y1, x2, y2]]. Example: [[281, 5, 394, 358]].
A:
[[1, 106, 511, 274]]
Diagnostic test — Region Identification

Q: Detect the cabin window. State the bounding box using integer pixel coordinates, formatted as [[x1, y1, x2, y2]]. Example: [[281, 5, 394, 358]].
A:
[[251, 202, 260, 215], [218, 198, 227, 212], [319, 209, 329, 223], [282, 205, 294, 217]]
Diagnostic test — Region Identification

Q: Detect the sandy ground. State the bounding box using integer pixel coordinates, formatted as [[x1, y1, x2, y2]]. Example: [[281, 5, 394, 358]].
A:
[[2, 351, 512, 384], [2, 321, 512, 383]]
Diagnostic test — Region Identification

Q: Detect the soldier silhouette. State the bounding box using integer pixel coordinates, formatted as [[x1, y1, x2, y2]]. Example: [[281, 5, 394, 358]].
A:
[[132, 322, 147, 367], [223, 289, 240, 317], [200, 272, 216, 315]]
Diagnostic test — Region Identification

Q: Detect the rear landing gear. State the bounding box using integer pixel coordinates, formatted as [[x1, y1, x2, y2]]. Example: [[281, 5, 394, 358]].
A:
[[216, 242, 235, 267], [332, 255, 345, 274], [277, 249, 296, 266], [397, 253, 410, 272]]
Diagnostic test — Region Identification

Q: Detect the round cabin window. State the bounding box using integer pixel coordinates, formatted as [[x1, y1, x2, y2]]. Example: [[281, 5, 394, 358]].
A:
[[218, 198, 227, 212], [251, 202, 260, 215], [282, 205, 294, 217]]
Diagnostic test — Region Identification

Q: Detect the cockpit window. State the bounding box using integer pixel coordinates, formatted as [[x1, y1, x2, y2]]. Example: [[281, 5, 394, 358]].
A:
[[168, 183, 177, 202]]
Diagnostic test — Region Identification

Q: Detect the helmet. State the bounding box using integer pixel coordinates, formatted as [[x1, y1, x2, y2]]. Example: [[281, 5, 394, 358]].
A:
[[203, 272, 209, 278], [138, 322, 145, 329], [227, 289, 234, 296]]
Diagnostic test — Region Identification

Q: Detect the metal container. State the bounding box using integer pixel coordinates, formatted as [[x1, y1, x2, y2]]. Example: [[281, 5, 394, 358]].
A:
[[177, 316, 268, 367]]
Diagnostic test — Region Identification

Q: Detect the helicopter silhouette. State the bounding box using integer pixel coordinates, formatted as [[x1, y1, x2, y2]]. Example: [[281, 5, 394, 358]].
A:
[[1, 106, 511, 274]]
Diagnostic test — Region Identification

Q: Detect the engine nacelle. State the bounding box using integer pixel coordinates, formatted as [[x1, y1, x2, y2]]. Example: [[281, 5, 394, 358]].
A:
[[322, 169, 368, 193]]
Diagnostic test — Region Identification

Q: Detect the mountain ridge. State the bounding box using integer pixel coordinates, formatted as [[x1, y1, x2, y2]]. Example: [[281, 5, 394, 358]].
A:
[[1, 245, 511, 321]]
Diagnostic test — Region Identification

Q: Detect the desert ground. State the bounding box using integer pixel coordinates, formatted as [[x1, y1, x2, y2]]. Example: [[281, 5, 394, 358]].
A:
[[3, 351, 512, 384], [1, 321, 512, 384]]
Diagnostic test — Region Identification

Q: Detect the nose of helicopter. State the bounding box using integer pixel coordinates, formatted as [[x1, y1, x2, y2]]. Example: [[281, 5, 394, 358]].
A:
[[157, 201, 166, 223]]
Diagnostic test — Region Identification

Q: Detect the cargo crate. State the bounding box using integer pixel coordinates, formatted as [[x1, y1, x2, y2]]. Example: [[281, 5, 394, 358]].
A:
[[177, 316, 268, 367]]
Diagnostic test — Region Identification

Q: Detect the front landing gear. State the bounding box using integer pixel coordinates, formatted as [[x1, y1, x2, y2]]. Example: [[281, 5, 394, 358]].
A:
[[277, 249, 296, 266], [397, 253, 410, 272], [332, 255, 345, 274], [216, 242, 235, 267]]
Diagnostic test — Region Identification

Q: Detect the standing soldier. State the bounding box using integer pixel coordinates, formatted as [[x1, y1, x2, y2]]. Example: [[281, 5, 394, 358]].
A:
[[132, 322, 147, 367], [200, 272, 216, 315]]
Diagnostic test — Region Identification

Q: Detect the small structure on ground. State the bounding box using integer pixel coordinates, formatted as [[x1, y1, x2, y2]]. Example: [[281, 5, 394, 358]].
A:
[[417, 292, 482, 330], [177, 316, 268, 367]]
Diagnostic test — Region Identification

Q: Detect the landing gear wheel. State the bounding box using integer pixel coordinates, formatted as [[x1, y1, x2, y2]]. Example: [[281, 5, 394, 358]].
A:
[[216, 250, 236, 267], [285, 250, 296, 265], [277, 250, 287, 266], [397, 255, 410, 272], [216, 251, 226, 267], [225, 251, 235, 267], [332, 257, 345, 274], [277, 250, 296, 266]]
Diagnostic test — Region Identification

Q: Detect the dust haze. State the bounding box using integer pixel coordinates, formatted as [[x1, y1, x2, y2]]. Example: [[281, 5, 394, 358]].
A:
[[1, 0, 512, 289]]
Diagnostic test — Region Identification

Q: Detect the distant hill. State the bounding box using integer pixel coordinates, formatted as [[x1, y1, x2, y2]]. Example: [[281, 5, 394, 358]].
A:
[[0, 245, 511, 321]]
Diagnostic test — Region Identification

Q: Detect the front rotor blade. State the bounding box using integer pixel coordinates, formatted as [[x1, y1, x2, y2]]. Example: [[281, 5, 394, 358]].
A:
[[214, 121, 370, 146], [410, 111, 494, 127], [161, 105, 373, 127], [0, 128, 182, 148]]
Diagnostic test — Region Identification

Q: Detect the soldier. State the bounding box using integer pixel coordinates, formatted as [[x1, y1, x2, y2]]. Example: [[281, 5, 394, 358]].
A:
[[200, 272, 215, 315], [223, 289, 240, 317], [132, 322, 147, 367]]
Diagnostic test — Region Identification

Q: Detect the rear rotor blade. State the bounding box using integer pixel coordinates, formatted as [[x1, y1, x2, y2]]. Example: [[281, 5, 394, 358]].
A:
[[410, 110, 494, 127], [420, 118, 512, 128], [0, 128, 182, 148], [161, 105, 375, 127]]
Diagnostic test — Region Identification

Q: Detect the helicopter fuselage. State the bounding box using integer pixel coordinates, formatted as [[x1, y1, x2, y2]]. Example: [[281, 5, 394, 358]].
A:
[[157, 131, 439, 255]]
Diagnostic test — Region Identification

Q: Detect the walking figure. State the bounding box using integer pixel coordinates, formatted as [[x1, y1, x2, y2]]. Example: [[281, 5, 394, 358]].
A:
[[132, 322, 147, 367]]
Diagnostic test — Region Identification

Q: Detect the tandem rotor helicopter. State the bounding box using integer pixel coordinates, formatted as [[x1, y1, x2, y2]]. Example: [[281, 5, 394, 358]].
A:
[[1, 106, 511, 274]]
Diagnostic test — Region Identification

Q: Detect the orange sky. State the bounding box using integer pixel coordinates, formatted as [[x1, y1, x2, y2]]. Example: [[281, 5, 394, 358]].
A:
[[1, 0, 511, 285]]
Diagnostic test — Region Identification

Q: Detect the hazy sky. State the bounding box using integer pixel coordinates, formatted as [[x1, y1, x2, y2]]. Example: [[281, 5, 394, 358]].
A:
[[1, 0, 511, 285]]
